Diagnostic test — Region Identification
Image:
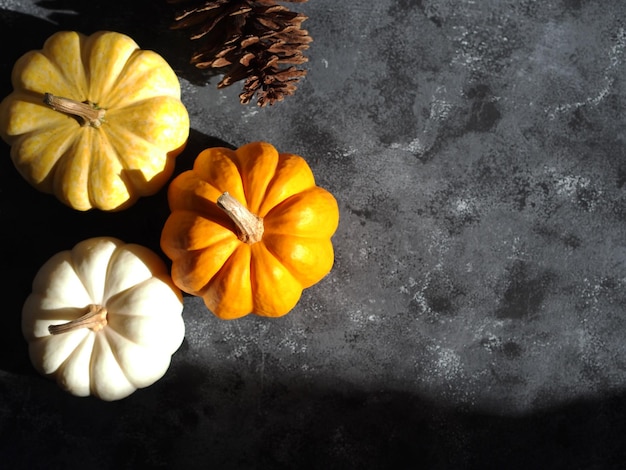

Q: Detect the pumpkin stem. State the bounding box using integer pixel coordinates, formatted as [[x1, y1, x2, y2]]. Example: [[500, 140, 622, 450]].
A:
[[43, 93, 106, 128], [217, 192, 264, 244], [48, 304, 108, 335]]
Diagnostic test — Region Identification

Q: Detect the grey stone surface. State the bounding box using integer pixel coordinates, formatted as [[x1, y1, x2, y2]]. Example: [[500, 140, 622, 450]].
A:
[[1, 0, 625, 468]]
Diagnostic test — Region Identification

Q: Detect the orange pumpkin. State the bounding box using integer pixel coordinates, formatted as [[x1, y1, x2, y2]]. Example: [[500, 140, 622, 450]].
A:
[[160, 141, 339, 319]]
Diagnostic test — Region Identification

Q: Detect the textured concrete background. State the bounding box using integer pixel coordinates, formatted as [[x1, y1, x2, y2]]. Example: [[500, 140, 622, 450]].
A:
[[1, 0, 626, 468]]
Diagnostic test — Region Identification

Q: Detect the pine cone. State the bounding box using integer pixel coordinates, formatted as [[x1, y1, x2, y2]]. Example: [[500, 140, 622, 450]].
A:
[[168, 0, 312, 106]]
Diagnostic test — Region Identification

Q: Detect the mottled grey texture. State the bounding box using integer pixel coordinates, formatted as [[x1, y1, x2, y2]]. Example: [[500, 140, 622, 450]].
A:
[[1, 0, 625, 468]]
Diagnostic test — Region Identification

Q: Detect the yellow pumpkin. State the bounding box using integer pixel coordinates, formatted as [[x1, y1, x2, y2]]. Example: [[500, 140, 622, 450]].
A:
[[160, 141, 339, 319], [0, 30, 190, 211]]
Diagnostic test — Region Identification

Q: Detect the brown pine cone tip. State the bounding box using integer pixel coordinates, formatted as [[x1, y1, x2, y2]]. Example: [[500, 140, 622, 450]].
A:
[[168, 0, 312, 106]]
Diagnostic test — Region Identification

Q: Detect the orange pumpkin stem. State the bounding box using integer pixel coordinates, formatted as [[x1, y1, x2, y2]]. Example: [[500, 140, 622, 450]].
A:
[[217, 192, 264, 244], [43, 93, 106, 128], [48, 304, 108, 335]]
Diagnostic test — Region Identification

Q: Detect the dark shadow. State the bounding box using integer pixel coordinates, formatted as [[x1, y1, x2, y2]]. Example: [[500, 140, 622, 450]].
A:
[[35, 0, 218, 85], [0, 362, 625, 469]]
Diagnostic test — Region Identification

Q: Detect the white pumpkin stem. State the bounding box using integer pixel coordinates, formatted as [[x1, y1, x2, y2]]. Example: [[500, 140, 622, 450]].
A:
[[43, 93, 106, 128], [217, 192, 264, 244], [48, 304, 108, 335]]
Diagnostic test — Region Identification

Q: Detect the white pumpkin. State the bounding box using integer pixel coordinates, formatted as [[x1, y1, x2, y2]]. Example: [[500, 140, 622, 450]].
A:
[[22, 237, 185, 401]]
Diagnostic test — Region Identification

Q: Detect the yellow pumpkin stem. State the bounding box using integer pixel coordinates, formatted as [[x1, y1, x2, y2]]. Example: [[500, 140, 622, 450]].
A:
[[43, 93, 106, 128], [48, 304, 108, 335], [217, 192, 264, 244]]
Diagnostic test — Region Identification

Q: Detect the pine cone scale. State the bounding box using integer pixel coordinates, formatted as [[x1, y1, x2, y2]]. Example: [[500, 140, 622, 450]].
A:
[[241, 36, 260, 48]]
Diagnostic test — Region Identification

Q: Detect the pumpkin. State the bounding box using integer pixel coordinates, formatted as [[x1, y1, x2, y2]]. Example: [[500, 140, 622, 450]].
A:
[[22, 237, 185, 401], [160, 141, 339, 319], [0, 30, 189, 211]]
